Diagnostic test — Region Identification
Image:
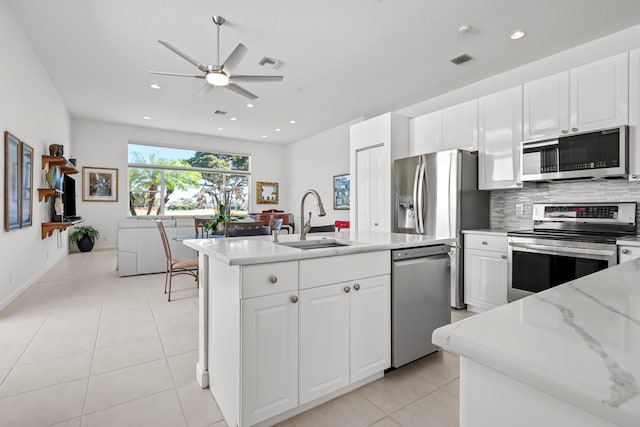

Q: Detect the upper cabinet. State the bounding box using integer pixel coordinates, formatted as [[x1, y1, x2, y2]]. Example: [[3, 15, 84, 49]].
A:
[[478, 86, 523, 190], [524, 53, 628, 140], [629, 48, 640, 182], [409, 100, 478, 155]]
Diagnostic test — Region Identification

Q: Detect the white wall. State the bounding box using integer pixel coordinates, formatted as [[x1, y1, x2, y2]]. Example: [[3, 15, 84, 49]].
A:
[[71, 118, 287, 248], [0, 0, 71, 309], [284, 119, 361, 230]]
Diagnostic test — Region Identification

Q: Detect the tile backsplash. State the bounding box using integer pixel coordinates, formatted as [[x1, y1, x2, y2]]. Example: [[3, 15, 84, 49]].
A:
[[491, 180, 640, 232]]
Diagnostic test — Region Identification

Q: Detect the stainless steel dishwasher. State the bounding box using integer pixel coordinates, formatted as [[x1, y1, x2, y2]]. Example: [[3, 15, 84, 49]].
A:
[[391, 244, 451, 368]]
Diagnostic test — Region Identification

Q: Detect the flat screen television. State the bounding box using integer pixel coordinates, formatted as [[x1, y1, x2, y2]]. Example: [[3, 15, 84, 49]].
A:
[[50, 175, 79, 221]]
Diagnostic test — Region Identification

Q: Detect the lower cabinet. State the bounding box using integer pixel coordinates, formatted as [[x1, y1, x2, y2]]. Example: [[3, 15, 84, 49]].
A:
[[464, 232, 508, 313], [299, 274, 390, 405]]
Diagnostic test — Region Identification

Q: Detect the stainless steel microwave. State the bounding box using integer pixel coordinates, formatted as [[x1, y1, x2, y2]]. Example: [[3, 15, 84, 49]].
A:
[[521, 126, 628, 182]]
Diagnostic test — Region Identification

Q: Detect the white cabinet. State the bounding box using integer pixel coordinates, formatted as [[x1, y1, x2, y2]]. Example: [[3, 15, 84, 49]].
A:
[[478, 86, 523, 190], [241, 293, 298, 426], [350, 113, 409, 232], [299, 274, 390, 404], [629, 48, 640, 181], [442, 99, 478, 151], [463, 232, 508, 313], [410, 110, 442, 155], [524, 53, 628, 140], [618, 245, 640, 263]]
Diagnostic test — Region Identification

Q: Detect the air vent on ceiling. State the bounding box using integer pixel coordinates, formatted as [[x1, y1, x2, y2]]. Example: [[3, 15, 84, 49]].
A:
[[450, 54, 473, 65], [258, 56, 283, 70], [213, 110, 229, 116]]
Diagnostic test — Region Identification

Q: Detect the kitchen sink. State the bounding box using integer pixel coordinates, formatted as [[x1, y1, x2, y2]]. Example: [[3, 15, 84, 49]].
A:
[[278, 239, 352, 250]]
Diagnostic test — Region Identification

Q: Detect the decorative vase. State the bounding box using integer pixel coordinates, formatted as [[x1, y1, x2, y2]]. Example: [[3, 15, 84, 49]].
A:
[[48, 144, 63, 156], [45, 166, 61, 189], [77, 235, 95, 252], [215, 223, 226, 235]]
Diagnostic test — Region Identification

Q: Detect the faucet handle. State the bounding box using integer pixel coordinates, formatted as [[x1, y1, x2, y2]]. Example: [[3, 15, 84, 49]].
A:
[[269, 218, 283, 231]]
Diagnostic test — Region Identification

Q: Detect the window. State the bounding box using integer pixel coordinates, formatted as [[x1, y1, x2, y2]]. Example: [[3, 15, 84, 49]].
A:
[[128, 143, 250, 217]]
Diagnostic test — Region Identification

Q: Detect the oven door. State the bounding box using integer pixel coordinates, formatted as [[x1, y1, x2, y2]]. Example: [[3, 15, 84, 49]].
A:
[[507, 237, 617, 302]]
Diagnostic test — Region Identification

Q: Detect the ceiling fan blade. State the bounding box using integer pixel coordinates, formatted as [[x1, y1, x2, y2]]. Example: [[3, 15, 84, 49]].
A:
[[221, 43, 248, 74], [158, 40, 209, 73], [149, 71, 205, 79], [197, 83, 214, 98], [225, 83, 258, 100], [231, 75, 284, 83]]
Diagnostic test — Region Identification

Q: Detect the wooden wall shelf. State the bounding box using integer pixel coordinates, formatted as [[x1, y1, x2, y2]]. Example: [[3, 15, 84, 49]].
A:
[[41, 219, 84, 239], [37, 188, 61, 203], [41, 155, 78, 175]]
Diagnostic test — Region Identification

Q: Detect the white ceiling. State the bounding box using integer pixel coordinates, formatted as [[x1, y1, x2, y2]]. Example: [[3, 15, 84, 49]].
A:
[[9, 0, 640, 145]]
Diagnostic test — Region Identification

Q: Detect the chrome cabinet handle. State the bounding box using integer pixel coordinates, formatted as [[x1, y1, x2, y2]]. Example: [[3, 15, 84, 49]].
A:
[[269, 276, 278, 284], [501, 254, 507, 259], [516, 182, 522, 187], [571, 127, 579, 132], [353, 284, 360, 291], [621, 249, 630, 254], [344, 286, 351, 293], [561, 129, 569, 134], [481, 241, 488, 245], [632, 174, 638, 179], [290, 295, 298, 303]]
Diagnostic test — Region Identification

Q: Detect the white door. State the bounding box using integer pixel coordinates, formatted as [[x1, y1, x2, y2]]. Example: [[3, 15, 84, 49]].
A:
[[411, 111, 442, 155], [464, 249, 508, 308], [478, 86, 523, 190], [442, 99, 478, 151], [349, 275, 391, 383], [299, 283, 350, 404], [630, 48, 640, 182], [241, 293, 298, 426], [369, 145, 385, 232], [356, 149, 371, 232], [523, 71, 570, 140], [569, 53, 628, 134]]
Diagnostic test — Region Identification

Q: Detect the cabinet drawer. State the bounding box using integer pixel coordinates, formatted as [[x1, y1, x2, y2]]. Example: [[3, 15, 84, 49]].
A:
[[241, 261, 298, 299], [464, 233, 507, 252], [619, 245, 640, 262], [299, 251, 390, 290]]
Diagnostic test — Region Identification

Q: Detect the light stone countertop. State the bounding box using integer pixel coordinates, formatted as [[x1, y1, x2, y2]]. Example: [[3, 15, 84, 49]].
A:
[[183, 231, 455, 266], [461, 228, 511, 236], [433, 258, 640, 427]]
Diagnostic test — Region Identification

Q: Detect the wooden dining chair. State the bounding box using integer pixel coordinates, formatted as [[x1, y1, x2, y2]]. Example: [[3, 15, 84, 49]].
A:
[[156, 220, 198, 301], [194, 216, 212, 236]]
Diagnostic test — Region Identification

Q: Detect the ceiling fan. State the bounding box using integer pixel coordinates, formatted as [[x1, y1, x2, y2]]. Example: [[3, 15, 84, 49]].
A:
[[149, 16, 284, 100]]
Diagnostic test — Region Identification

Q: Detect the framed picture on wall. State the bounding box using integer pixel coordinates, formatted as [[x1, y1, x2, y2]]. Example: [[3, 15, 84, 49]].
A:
[[21, 142, 33, 227], [83, 167, 118, 202], [4, 131, 20, 231], [333, 174, 350, 210], [256, 181, 279, 204]]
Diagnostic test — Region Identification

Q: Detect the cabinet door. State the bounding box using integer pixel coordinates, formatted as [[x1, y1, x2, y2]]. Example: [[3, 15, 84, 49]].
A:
[[478, 86, 523, 190], [463, 248, 508, 311], [369, 145, 385, 232], [523, 71, 570, 140], [442, 99, 478, 151], [629, 48, 640, 181], [410, 111, 442, 155], [356, 149, 371, 232], [299, 284, 350, 405], [242, 293, 298, 425], [350, 275, 390, 383], [569, 53, 628, 134]]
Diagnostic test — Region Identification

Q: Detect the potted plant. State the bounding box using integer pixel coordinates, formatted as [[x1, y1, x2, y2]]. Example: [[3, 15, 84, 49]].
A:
[[70, 225, 100, 252]]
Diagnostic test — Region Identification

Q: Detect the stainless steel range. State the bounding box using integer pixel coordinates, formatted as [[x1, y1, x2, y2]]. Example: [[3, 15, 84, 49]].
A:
[[507, 202, 637, 302]]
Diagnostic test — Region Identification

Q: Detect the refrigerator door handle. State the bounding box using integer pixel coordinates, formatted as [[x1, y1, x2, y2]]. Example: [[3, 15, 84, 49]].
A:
[[417, 163, 426, 234], [412, 162, 421, 234]]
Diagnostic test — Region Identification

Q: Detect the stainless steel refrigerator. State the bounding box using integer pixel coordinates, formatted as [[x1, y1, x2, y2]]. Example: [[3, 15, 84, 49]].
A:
[[393, 149, 490, 308]]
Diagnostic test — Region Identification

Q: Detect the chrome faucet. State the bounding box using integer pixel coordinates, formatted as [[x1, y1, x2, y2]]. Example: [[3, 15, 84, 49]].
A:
[[299, 189, 327, 240]]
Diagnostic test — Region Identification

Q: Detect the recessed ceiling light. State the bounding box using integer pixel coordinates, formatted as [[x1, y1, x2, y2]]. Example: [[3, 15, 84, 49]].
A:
[[143, 116, 150, 120], [150, 84, 160, 89], [510, 30, 526, 40], [275, 128, 281, 132], [289, 120, 296, 124], [261, 135, 268, 138], [230, 117, 237, 121], [246, 103, 254, 108], [218, 127, 224, 131]]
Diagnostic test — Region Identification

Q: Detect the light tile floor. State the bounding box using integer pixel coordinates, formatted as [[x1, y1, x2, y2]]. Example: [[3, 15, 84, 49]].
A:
[[0, 249, 474, 427]]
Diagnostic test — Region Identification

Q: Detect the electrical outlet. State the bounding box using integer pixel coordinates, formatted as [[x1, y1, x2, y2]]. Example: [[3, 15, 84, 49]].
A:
[[516, 203, 524, 217]]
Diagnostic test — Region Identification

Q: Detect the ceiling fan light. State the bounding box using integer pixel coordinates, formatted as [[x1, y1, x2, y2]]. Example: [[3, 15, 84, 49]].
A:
[[206, 72, 230, 86]]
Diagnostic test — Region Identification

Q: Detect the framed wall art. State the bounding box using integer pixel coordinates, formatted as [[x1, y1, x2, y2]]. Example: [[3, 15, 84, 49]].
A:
[[21, 142, 33, 227], [256, 181, 279, 204], [333, 174, 350, 210], [4, 131, 20, 231], [83, 167, 118, 202]]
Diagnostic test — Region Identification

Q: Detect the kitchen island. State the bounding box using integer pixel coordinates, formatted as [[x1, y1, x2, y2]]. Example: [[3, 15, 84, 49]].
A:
[[184, 231, 454, 427], [433, 258, 640, 427]]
